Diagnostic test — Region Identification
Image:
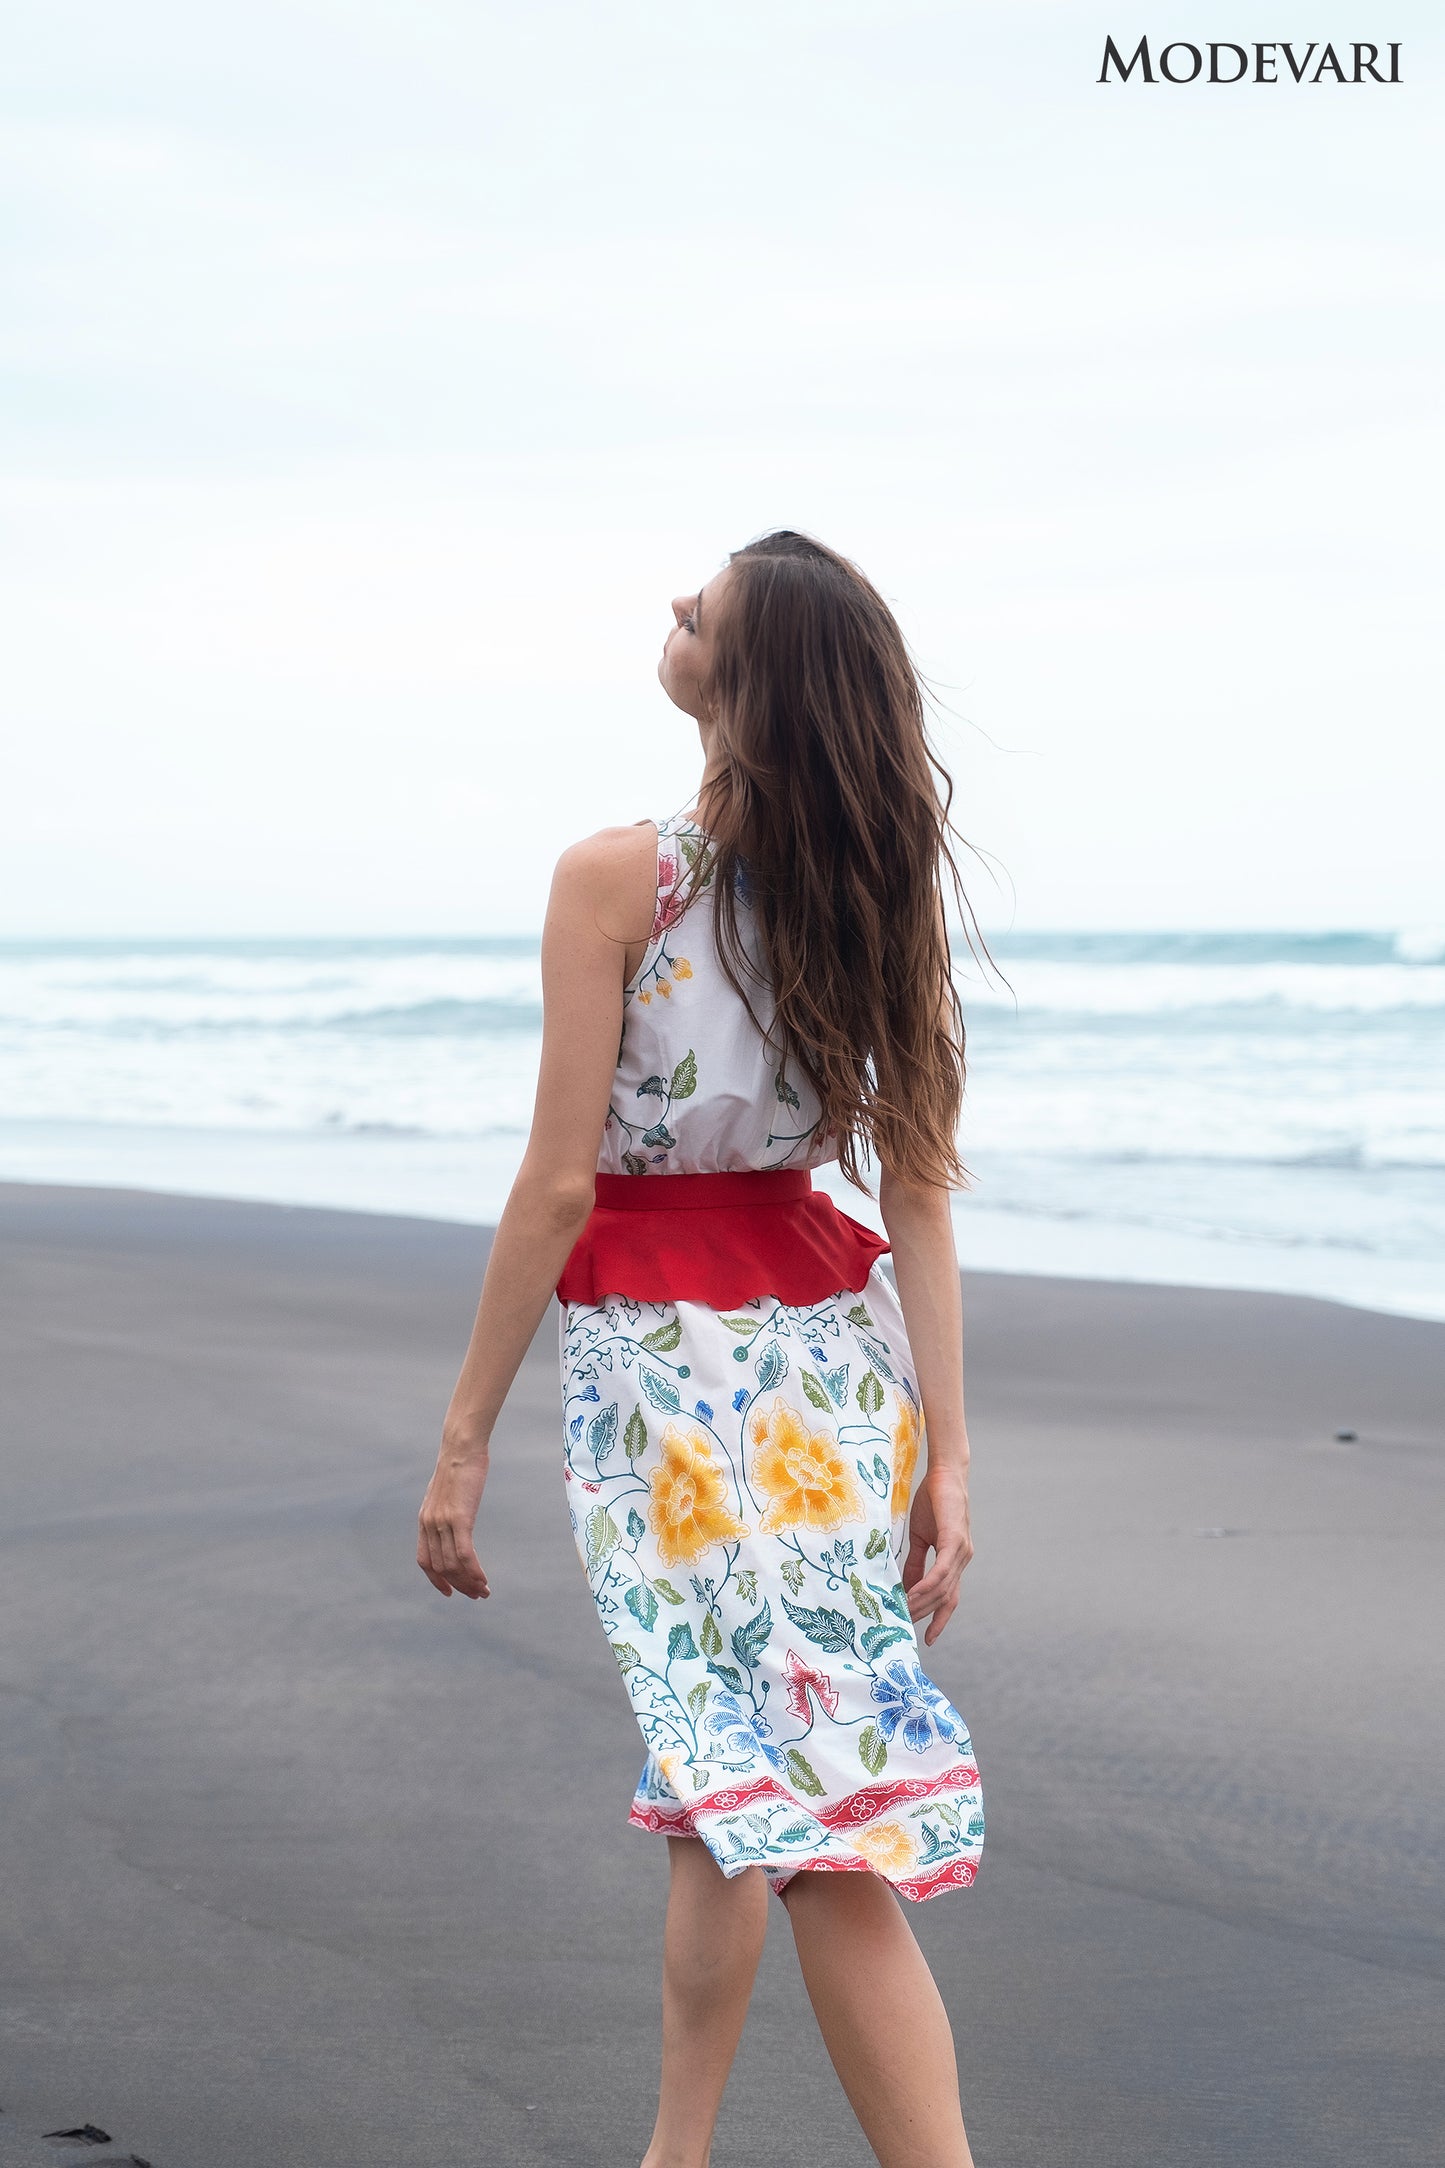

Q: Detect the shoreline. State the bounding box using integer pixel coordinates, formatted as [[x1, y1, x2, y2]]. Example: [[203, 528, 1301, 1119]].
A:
[[1, 1163, 1440, 1328]]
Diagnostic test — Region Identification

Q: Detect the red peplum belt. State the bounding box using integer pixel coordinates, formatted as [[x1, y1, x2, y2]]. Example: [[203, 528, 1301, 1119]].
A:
[[555, 1167, 891, 1308]]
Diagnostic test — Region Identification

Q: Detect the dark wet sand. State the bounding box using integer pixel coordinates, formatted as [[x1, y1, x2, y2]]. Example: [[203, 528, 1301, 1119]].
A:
[[1, 1182, 1442, 2168]]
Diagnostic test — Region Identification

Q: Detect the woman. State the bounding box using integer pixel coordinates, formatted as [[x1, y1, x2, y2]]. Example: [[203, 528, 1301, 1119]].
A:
[[418, 529, 985, 2168]]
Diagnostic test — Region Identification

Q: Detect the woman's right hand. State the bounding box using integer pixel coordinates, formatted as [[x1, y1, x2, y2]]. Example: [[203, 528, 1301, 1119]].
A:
[[417, 1436, 491, 1600]]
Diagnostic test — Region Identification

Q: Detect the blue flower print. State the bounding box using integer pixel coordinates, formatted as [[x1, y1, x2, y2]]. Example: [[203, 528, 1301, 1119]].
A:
[[870, 1658, 968, 1757], [704, 1691, 787, 1771], [732, 1387, 749, 1411], [694, 1399, 714, 1421]]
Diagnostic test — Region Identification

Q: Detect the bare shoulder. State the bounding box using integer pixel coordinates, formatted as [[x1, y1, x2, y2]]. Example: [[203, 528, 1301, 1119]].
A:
[[548, 820, 659, 941]]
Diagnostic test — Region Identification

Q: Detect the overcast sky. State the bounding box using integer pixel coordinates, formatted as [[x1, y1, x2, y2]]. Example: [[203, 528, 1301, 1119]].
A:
[[3, 1, 1440, 937]]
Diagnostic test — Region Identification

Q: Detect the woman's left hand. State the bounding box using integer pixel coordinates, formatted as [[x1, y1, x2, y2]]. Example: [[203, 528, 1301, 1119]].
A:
[[903, 1462, 973, 1646], [417, 1440, 491, 1600]]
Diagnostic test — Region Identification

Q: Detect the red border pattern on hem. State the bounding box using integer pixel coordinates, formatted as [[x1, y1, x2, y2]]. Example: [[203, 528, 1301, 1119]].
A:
[[770, 1853, 981, 1904], [629, 1759, 980, 1835], [627, 1760, 981, 1903]]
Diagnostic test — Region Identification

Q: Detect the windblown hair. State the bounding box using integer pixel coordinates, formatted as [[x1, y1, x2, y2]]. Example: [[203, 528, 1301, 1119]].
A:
[[681, 529, 997, 1194]]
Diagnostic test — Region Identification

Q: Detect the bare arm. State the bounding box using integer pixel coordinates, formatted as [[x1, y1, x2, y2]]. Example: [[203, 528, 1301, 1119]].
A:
[[878, 1169, 973, 1645], [416, 823, 657, 1600]]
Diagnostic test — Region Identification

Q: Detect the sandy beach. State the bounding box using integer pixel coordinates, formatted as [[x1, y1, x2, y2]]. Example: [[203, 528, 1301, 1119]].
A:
[[2, 1181, 1442, 2168]]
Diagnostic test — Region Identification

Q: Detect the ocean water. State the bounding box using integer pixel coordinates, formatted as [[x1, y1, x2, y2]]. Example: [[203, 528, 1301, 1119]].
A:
[[0, 930, 1441, 1321]]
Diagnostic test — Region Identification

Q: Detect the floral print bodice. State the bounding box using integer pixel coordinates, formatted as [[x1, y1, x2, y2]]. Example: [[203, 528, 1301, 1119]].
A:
[[599, 809, 836, 1178]]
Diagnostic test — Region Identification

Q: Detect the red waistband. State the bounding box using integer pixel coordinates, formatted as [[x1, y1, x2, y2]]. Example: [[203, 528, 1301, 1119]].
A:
[[557, 1165, 889, 1308], [593, 1168, 812, 1210]]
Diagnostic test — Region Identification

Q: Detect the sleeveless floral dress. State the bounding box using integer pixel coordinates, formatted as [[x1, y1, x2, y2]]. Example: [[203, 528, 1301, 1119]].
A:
[[557, 808, 984, 1900]]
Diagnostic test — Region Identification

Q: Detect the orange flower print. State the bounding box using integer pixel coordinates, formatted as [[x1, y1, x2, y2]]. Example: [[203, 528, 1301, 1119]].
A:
[[748, 1396, 866, 1536], [657, 1746, 689, 1794], [638, 990, 653, 1005], [657, 980, 673, 999], [647, 1421, 749, 1568], [853, 1821, 914, 1875], [671, 958, 693, 979], [890, 1394, 921, 1518]]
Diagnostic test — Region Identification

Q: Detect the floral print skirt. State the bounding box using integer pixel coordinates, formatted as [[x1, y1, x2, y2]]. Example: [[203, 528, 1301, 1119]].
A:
[[559, 1266, 984, 1900]]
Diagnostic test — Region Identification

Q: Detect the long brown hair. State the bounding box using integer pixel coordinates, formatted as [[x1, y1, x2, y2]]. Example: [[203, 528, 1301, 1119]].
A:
[[682, 529, 998, 1194]]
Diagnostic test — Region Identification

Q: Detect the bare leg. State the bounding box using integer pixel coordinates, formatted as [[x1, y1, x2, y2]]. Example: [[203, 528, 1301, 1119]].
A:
[[782, 1870, 975, 2168], [642, 1836, 770, 2168]]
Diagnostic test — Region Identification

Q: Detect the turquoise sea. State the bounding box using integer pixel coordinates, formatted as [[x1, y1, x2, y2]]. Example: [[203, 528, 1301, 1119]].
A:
[[1, 930, 1441, 1319]]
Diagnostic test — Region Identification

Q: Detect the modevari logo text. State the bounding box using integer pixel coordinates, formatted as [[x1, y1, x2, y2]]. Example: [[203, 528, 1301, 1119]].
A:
[[1099, 37, 1401, 84]]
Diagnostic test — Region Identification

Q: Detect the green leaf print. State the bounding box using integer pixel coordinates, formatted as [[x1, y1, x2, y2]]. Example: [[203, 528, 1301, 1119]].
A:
[[864, 1528, 889, 1560], [626, 1507, 646, 1539], [781, 1558, 807, 1595], [587, 1402, 618, 1461], [736, 1569, 759, 1603], [861, 1623, 911, 1661], [850, 1573, 882, 1623], [856, 1370, 885, 1416], [584, 1505, 621, 1576], [707, 1660, 745, 1692], [846, 1302, 874, 1327], [822, 1364, 850, 1406], [873, 1452, 890, 1489], [700, 1610, 723, 1657], [730, 1598, 772, 1669], [859, 1335, 896, 1382], [625, 1583, 659, 1632], [785, 1748, 826, 1798], [756, 1341, 788, 1390], [720, 1315, 760, 1336], [667, 1622, 699, 1663], [641, 1316, 683, 1353], [670, 1049, 698, 1100], [624, 1406, 648, 1459], [780, 1596, 856, 1654], [801, 1370, 831, 1410], [914, 1820, 955, 1865], [880, 1582, 911, 1622], [775, 1821, 815, 1845], [640, 1366, 681, 1412], [687, 1680, 711, 1717], [654, 1578, 685, 1605], [858, 1722, 888, 1777], [612, 1642, 641, 1672]]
